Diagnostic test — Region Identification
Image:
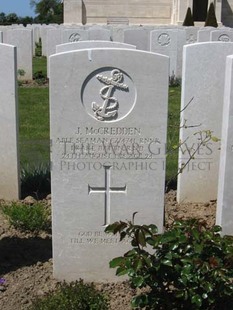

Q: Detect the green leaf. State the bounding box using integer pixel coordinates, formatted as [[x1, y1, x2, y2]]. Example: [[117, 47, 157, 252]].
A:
[[148, 224, 158, 234], [109, 257, 124, 268], [132, 276, 144, 287], [146, 237, 155, 246], [161, 259, 173, 267], [116, 267, 128, 276], [120, 231, 126, 241], [138, 230, 146, 247], [211, 136, 220, 142], [191, 295, 202, 307]]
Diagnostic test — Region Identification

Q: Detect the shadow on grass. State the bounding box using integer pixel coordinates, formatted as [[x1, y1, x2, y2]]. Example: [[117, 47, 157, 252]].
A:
[[0, 236, 52, 274]]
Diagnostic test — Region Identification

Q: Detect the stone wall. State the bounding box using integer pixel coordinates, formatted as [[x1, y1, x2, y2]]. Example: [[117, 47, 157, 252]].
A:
[[64, 0, 173, 25]]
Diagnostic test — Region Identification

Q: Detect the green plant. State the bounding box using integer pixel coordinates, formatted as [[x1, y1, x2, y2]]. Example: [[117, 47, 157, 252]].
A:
[[17, 68, 26, 86], [205, 2, 218, 27], [1, 202, 51, 232], [30, 279, 109, 310], [169, 73, 181, 87], [21, 164, 51, 199], [106, 217, 233, 309], [17, 68, 25, 77], [183, 7, 194, 26], [33, 70, 48, 85]]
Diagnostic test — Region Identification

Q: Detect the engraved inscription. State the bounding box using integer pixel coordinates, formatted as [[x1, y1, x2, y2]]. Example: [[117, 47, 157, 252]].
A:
[[88, 165, 127, 226], [92, 69, 128, 121], [218, 34, 230, 42], [70, 230, 131, 245], [69, 33, 81, 42], [187, 34, 196, 44], [158, 33, 171, 46]]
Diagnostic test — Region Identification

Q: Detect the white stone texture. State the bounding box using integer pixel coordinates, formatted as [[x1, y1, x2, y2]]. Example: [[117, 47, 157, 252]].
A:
[[88, 27, 111, 41], [197, 27, 215, 42], [123, 28, 150, 51]]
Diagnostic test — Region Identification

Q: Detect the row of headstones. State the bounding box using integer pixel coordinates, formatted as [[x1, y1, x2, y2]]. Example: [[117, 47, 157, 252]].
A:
[[44, 25, 233, 78], [1, 41, 233, 281], [0, 24, 233, 80]]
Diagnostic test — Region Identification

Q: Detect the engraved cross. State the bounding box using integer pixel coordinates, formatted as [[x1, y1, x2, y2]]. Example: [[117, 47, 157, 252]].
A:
[[88, 165, 127, 226]]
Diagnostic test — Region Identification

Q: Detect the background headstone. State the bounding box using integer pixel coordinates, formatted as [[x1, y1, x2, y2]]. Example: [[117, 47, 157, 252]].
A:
[[123, 28, 150, 51], [62, 28, 88, 43], [197, 27, 214, 42], [50, 48, 169, 282], [150, 29, 185, 77], [210, 29, 233, 42], [177, 42, 233, 203], [88, 27, 111, 41], [185, 27, 199, 44], [4, 29, 33, 80], [216, 55, 233, 235], [0, 43, 20, 200]]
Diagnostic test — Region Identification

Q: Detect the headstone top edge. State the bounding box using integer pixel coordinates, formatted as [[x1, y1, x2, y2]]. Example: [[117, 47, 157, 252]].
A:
[[50, 47, 170, 60]]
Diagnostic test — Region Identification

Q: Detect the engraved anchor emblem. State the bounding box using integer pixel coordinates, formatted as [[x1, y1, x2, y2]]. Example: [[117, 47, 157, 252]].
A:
[[92, 69, 128, 121]]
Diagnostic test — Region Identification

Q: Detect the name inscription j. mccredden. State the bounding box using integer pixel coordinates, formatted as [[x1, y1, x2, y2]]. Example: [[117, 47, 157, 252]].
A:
[[76, 127, 141, 135]]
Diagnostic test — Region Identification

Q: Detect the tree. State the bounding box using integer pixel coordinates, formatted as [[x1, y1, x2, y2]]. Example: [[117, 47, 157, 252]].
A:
[[0, 12, 6, 24], [30, 0, 63, 24], [205, 2, 218, 27], [183, 7, 194, 26], [6, 13, 19, 24]]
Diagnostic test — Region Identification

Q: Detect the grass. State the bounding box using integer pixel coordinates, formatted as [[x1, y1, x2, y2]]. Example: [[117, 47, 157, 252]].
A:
[[19, 87, 49, 167], [19, 57, 181, 191], [33, 56, 47, 76], [1, 202, 51, 232], [166, 86, 181, 187], [30, 280, 109, 310]]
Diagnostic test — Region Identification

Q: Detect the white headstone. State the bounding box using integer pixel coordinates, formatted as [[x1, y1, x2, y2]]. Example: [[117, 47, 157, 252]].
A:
[[0, 43, 20, 200], [50, 48, 169, 282], [197, 27, 214, 42], [88, 27, 111, 41], [41, 26, 56, 56], [185, 27, 199, 44], [47, 28, 62, 57], [123, 28, 150, 51], [216, 55, 233, 235], [150, 29, 185, 77], [4, 29, 33, 80], [62, 28, 88, 43], [177, 42, 233, 203], [47, 29, 62, 78], [210, 30, 233, 42]]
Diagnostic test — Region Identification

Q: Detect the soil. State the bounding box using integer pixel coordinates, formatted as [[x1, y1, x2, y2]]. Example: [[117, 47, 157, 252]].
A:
[[0, 190, 216, 310]]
